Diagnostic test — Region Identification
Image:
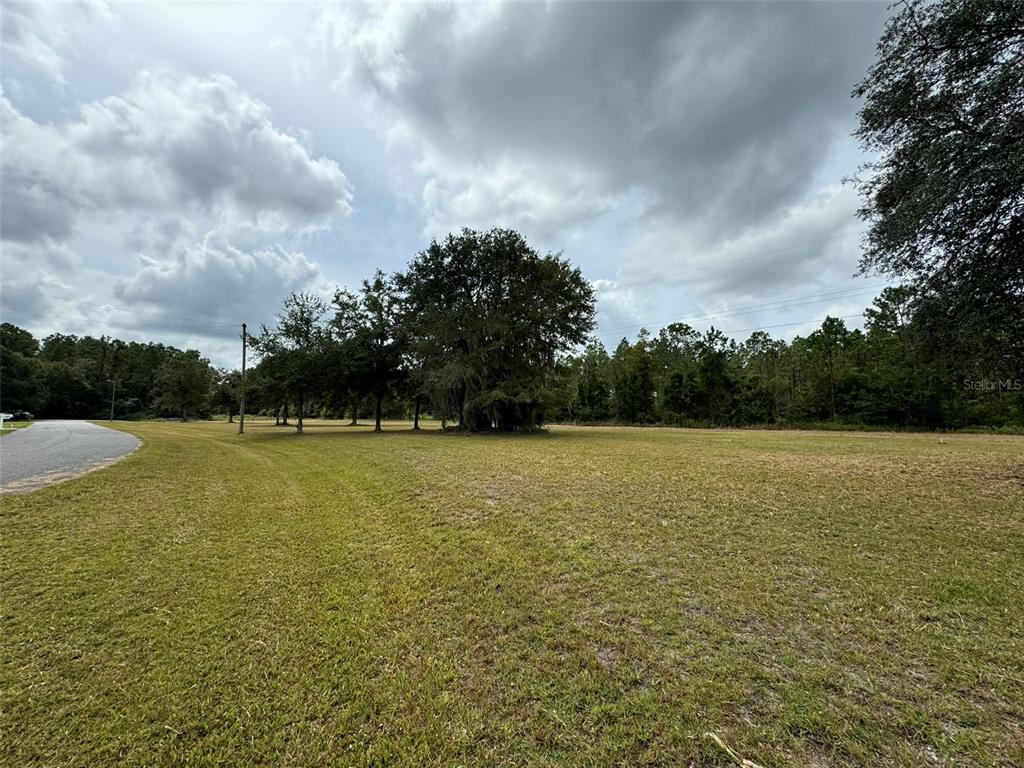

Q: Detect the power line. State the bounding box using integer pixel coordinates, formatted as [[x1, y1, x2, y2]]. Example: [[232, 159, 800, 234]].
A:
[[593, 312, 868, 344], [594, 230, 863, 291], [717, 313, 864, 337], [0, 285, 240, 328], [3, 230, 866, 326], [595, 283, 887, 336], [0, 306, 241, 335], [1, 229, 875, 345]]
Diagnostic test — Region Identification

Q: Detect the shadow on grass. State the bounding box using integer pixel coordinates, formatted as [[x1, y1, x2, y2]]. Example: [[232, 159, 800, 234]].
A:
[[241, 419, 579, 442]]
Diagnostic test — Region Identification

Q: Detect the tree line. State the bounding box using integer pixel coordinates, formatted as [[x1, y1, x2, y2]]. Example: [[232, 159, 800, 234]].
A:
[[0, 228, 596, 431], [2, 225, 1020, 431], [246, 270, 1022, 432], [0, 322, 223, 421], [560, 285, 1021, 428]]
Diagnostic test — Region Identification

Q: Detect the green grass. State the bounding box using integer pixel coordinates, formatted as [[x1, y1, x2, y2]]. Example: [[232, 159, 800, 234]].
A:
[[0, 421, 31, 436], [2, 421, 1022, 766]]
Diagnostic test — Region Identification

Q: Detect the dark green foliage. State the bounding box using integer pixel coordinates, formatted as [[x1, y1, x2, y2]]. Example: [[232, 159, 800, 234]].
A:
[[153, 350, 215, 421], [211, 369, 242, 422], [853, 0, 1024, 384], [1, 323, 47, 414], [554, 300, 1023, 429], [0, 323, 209, 418], [733, 331, 785, 424], [695, 329, 735, 425], [1, 322, 38, 357], [574, 340, 613, 422], [40, 361, 96, 417], [332, 271, 407, 433], [649, 323, 700, 422], [248, 231, 595, 433], [252, 293, 331, 433], [612, 336, 655, 423], [397, 228, 595, 431], [6, 214, 1020, 430]]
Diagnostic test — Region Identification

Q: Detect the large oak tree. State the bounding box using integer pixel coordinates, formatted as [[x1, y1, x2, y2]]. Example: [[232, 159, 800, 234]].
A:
[[853, 0, 1024, 376], [398, 228, 595, 431]]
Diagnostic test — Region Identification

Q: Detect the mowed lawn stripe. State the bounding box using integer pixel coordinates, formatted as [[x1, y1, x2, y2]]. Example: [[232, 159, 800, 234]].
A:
[[2, 422, 1022, 766]]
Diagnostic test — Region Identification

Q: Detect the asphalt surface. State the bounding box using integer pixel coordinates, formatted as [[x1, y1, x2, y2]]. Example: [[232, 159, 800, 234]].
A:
[[0, 420, 140, 494]]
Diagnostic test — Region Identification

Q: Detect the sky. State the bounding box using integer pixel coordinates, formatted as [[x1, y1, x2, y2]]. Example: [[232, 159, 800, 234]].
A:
[[0, 0, 894, 368]]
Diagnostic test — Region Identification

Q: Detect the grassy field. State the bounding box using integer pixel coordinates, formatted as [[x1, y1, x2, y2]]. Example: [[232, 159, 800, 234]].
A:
[[0, 421, 31, 436], [2, 421, 1022, 766]]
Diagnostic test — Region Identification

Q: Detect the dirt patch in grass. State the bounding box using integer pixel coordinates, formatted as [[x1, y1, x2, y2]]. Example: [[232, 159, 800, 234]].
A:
[[738, 447, 1023, 492]]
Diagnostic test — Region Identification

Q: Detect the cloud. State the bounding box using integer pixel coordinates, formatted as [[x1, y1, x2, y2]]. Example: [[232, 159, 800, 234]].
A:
[[1, 70, 352, 245], [113, 237, 327, 336], [419, 156, 612, 240], [586, 185, 885, 344], [2, 1, 895, 363], [320, 2, 886, 246], [77, 72, 349, 226], [590, 278, 648, 341], [0, 0, 113, 84], [312, 1, 892, 343], [0, 89, 83, 243], [1, 67, 352, 357], [616, 185, 867, 298]]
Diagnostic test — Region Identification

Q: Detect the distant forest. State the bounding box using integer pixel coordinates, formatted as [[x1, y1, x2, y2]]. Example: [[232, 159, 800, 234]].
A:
[[2, 230, 1020, 431]]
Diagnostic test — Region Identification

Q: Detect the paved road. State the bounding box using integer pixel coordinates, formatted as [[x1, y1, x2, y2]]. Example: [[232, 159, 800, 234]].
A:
[[0, 420, 140, 494]]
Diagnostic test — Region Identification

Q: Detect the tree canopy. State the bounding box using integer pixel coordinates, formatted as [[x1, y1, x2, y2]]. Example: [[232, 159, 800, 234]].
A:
[[332, 271, 406, 433], [154, 350, 214, 421], [0, 323, 211, 419], [853, 0, 1024, 378], [397, 228, 595, 431], [252, 293, 330, 433]]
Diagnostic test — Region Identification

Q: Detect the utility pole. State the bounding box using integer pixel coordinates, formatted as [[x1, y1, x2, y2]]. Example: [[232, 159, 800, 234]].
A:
[[238, 322, 247, 435], [108, 378, 117, 421]]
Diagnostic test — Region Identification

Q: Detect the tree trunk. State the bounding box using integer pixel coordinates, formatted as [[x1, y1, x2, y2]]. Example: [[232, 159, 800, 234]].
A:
[[413, 395, 421, 430], [182, 407, 188, 422], [228, 410, 234, 423], [280, 404, 289, 425], [296, 394, 304, 433], [349, 396, 358, 426], [374, 389, 383, 433]]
